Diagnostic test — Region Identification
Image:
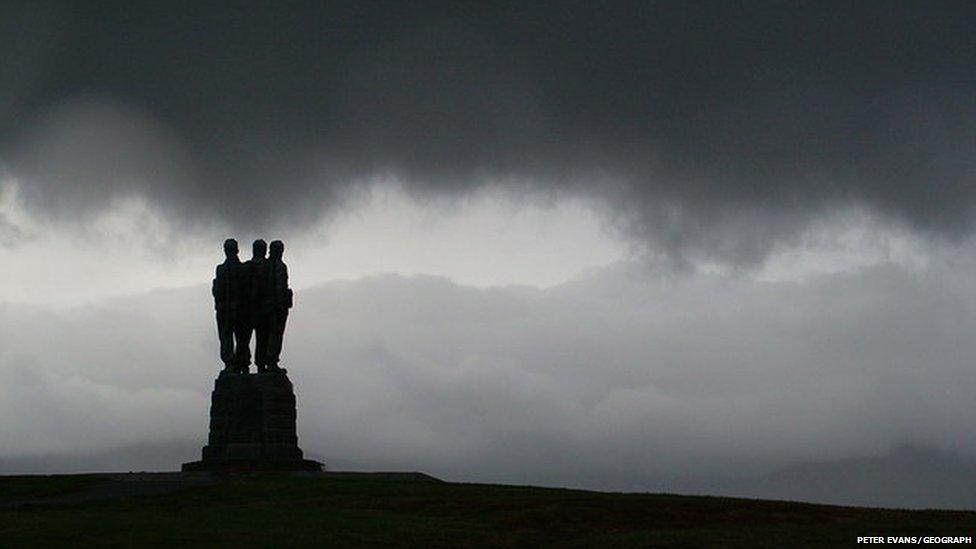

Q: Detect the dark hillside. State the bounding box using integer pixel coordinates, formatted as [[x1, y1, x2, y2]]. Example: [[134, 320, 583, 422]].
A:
[[1, 473, 973, 546]]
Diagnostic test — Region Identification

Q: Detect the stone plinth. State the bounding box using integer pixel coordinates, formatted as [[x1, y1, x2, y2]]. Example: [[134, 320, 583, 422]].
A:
[[182, 371, 322, 472]]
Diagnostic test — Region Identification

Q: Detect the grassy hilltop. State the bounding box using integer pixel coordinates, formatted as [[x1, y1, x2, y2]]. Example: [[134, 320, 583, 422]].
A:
[[1, 473, 974, 547]]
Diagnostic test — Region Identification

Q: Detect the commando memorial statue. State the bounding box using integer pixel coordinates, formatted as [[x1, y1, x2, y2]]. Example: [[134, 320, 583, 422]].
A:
[[183, 238, 321, 472]]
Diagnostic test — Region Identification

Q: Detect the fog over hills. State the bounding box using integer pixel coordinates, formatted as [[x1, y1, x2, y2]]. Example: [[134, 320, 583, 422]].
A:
[[3, 260, 974, 509]]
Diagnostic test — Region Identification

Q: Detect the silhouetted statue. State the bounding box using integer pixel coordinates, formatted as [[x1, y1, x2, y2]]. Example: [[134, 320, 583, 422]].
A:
[[266, 240, 293, 372], [192, 238, 318, 472], [214, 237, 295, 375], [241, 239, 272, 373], [212, 238, 250, 371]]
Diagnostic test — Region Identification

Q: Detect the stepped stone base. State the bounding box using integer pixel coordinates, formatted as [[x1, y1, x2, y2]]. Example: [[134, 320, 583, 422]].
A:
[[182, 370, 322, 472]]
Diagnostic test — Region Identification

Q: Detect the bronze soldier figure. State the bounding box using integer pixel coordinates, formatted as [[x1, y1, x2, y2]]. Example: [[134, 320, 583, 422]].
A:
[[245, 239, 273, 373], [212, 238, 249, 372], [266, 240, 293, 372]]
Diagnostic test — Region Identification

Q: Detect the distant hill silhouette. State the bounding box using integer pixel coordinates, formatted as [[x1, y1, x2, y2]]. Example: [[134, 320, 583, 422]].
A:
[[724, 444, 976, 509]]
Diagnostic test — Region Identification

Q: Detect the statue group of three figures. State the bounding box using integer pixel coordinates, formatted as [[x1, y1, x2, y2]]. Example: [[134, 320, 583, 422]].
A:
[[213, 238, 293, 374]]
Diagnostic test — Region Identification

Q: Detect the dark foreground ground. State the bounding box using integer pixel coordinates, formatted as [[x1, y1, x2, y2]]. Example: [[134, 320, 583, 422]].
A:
[[1, 472, 973, 547]]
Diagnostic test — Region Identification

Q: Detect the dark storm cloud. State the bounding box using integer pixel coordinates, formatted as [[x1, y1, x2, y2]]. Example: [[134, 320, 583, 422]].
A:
[[3, 1, 975, 261]]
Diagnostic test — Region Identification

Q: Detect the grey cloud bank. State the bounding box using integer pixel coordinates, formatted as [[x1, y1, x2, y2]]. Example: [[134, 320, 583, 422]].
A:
[[2, 2, 975, 263], [2, 261, 975, 507]]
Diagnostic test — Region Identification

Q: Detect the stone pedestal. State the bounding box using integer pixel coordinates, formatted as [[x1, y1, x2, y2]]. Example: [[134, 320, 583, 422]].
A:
[[182, 371, 322, 472]]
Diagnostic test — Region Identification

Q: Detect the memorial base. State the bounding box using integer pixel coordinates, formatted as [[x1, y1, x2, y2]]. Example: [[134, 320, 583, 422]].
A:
[[182, 370, 322, 472]]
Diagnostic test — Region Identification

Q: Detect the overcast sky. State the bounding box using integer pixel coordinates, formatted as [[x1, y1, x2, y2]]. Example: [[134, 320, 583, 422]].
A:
[[2, 2, 976, 508]]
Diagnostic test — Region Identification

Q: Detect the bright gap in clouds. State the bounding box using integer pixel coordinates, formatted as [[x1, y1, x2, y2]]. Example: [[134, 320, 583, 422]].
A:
[[0, 179, 630, 306], [293, 183, 631, 289], [0, 177, 942, 308], [754, 209, 934, 282]]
